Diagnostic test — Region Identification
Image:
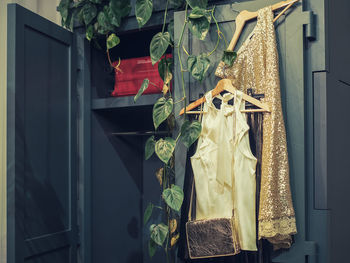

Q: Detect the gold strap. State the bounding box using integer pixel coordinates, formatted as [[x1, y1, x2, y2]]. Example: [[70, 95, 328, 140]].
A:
[[188, 181, 194, 221], [188, 101, 204, 222]]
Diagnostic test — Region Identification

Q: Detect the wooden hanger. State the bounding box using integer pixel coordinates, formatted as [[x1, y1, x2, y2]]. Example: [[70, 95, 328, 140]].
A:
[[227, 0, 300, 51], [179, 79, 270, 115]]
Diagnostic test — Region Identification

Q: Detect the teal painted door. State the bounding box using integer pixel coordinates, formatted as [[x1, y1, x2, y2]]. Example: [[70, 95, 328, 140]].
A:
[[7, 4, 78, 263], [174, 1, 318, 263]]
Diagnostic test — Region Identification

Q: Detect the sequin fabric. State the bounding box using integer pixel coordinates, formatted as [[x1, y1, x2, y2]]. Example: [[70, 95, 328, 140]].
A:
[[215, 6, 297, 249]]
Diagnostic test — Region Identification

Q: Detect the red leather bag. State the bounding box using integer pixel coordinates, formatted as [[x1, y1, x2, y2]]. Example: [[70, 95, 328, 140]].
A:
[[111, 55, 171, 97]]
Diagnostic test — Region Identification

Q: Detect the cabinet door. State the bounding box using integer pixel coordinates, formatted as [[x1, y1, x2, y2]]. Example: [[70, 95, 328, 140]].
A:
[[7, 4, 78, 263], [174, 1, 316, 263]]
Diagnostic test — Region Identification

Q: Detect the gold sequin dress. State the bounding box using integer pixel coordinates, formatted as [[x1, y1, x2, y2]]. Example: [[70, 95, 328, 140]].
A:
[[215, 6, 297, 249]]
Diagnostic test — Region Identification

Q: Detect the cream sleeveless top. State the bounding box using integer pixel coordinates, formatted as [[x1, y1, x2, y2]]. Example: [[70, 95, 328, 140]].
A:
[[191, 89, 257, 251]]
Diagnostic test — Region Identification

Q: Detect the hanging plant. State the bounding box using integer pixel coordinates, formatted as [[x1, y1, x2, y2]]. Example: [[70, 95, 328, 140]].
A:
[[57, 0, 234, 262]]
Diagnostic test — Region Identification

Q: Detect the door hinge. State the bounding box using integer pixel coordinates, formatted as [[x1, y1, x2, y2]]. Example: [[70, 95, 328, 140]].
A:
[[302, 11, 316, 41], [77, 224, 82, 244], [304, 240, 317, 256]]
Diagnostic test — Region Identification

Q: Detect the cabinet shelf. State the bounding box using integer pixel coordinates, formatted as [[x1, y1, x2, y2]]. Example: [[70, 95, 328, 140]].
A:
[[91, 94, 162, 110]]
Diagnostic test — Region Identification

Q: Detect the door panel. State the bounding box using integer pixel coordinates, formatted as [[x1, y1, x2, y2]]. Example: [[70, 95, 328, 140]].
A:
[[7, 4, 77, 263]]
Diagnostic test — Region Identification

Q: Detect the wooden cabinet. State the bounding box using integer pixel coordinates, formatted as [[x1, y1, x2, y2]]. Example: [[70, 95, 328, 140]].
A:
[[5, 1, 350, 262]]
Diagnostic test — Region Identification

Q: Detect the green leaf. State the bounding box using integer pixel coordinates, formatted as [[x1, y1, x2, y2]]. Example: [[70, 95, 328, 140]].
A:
[[167, 113, 175, 131], [158, 58, 173, 82], [188, 7, 206, 19], [167, 19, 174, 43], [145, 135, 156, 160], [162, 184, 184, 212], [134, 79, 150, 102], [89, 0, 102, 3], [58, 0, 74, 29], [86, 25, 94, 41], [150, 223, 169, 246], [57, 0, 70, 23], [148, 239, 157, 258], [136, 0, 153, 28], [153, 97, 173, 129], [222, 50, 237, 67], [185, 0, 208, 9], [144, 202, 154, 225], [70, 1, 84, 8], [96, 8, 114, 34], [76, 7, 84, 24], [82, 3, 97, 25], [105, 5, 121, 27], [180, 120, 202, 148], [170, 0, 185, 9], [155, 137, 176, 164], [112, 0, 131, 17], [150, 32, 170, 65], [106, 33, 120, 50], [187, 54, 210, 81], [188, 9, 211, 40], [109, 0, 132, 27]]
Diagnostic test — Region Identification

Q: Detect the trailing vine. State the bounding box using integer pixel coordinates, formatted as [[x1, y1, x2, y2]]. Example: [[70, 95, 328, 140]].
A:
[[57, 0, 235, 261]]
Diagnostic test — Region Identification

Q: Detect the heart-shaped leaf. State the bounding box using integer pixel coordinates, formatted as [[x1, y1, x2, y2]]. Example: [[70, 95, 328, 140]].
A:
[[109, 0, 131, 27], [136, 0, 153, 28], [171, 233, 180, 247], [222, 50, 237, 67], [153, 97, 173, 129], [106, 33, 120, 50], [162, 83, 170, 95], [158, 57, 173, 82], [159, 57, 173, 95], [170, 0, 185, 9], [134, 78, 150, 102], [188, 9, 211, 40], [82, 3, 97, 25], [145, 135, 156, 160], [150, 32, 170, 65], [144, 202, 154, 225], [105, 4, 120, 27], [86, 25, 94, 41], [167, 113, 175, 131], [169, 219, 177, 234], [148, 239, 157, 258], [150, 223, 169, 246], [57, 0, 70, 22], [187, 54, 210, 81], [97, 9, 114, 34], [185, 0, 208, 9], [155, 137, 176, 163], [180, 120, 202, 148], [155, 167, 163, 186], [162, 184, 184, 212], [188, 7, 206, 19], [167, 19, 174, 43]]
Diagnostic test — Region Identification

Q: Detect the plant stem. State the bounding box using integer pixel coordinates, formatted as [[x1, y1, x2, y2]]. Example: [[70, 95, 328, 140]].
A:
[[175, 132, 181, 143], [208, 7, 220, 56], [174, 97, 185, 104], [162, 0, 170, 33], [149, 81, 163, 92], [182, 45, 190, 56], [176, 3, 189, 115], [219, 30, 228, 49], [106, 48, 114, 67]]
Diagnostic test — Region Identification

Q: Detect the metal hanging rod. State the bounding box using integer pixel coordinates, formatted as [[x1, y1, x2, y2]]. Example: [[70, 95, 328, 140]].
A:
[[111, 131, 170, 136]]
